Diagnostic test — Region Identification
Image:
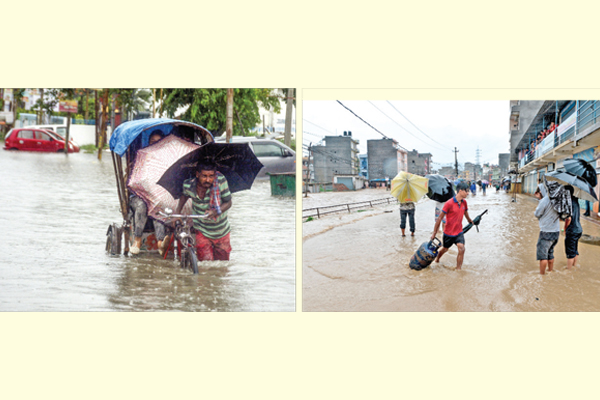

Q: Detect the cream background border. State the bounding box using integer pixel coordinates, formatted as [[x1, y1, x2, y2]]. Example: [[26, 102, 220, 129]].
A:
[[3, 1, 600, 398]]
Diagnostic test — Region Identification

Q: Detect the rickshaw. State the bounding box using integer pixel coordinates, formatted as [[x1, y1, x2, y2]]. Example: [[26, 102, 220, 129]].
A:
[[105, 118, 214, 267]]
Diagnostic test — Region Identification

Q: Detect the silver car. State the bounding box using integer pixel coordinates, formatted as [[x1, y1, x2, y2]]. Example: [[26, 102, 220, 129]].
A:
[[215, 136, 296, 178]]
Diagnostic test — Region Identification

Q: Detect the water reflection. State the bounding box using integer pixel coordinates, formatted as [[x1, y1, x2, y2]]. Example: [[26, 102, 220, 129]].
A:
[[0, 151, 295, 311]]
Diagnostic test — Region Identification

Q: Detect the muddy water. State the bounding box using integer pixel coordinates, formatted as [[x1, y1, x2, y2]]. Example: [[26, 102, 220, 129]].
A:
[[303, 189, 600, 311], [0, 150, 295, 311]]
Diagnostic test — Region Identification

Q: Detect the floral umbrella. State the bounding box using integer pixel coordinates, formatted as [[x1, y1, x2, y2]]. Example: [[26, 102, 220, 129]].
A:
[[128, 135, 199, 223]]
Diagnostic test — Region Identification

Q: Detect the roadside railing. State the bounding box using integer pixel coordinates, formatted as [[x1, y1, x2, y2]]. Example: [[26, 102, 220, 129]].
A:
[[302, 197, 398, 219], [71, 118, 96, 125], [519, 100, 599, 168]]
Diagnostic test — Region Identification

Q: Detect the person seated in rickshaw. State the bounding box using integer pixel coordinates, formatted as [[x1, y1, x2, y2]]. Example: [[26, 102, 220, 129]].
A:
[[174, 163, 233, 261], [130, 131, 171, 255]]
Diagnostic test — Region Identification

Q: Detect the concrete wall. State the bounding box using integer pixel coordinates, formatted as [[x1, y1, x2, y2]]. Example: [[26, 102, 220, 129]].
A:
[[407, 150, 431, 176], [312, 135, 359, 183], [367, 139, 399, 180], [324, 136, 358, 176], [312, 145, 333, 183]]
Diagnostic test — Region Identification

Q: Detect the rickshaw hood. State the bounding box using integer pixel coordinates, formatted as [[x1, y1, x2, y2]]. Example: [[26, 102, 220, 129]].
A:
[[109, 118, 212, 156]]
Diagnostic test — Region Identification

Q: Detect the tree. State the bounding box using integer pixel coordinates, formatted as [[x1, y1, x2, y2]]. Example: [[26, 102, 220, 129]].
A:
[[31, 89, 64, 123], [10, 89, 26, 128], [158, 89, 281, 136], [278, 88, 296, 107]]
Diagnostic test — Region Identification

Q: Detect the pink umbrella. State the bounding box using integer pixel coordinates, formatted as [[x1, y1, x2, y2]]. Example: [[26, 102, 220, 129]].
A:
[[128, 135, 200, 223]]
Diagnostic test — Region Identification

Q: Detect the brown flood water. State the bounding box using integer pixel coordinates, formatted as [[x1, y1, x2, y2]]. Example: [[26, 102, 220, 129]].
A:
[[303, 189, 600, 311]]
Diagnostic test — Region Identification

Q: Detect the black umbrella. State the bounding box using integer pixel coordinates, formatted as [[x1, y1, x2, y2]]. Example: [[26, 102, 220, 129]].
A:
[[545, 170, 598, 203], [157, 142, 264, 199], [563, 158, 597, 187], [425, 174, 455, 203], [462, 209, 488, 234]]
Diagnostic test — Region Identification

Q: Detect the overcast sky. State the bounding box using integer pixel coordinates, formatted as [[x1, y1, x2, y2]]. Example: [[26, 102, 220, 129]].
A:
[[302, 100, 511, 168]]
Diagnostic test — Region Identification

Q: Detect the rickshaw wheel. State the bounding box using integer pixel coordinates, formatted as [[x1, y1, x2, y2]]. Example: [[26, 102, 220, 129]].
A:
[[181, 247, 199, 274], [106, 224, 122, 255]]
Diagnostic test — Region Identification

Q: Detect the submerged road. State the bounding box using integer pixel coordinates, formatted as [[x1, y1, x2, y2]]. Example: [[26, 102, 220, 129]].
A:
[[0, 150, 295, 311], [303, 189, 600, 311]]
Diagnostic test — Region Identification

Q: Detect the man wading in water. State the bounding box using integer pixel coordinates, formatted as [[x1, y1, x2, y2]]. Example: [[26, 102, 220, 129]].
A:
[[431, 182, 474, 270], [175, 164, 233, 261]]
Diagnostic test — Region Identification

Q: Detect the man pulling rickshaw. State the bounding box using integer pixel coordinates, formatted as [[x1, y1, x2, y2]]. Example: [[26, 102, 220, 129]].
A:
[[106, 118, 262, 272]]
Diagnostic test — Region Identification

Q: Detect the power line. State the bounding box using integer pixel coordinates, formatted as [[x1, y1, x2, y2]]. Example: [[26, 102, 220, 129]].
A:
[[302, 130, 325, 140], [385, 100, 451, 151], [336, 100, 390, 140], [367, 100, 446, 152], [303, 119, 337, 135], [302, 144, 356, 167]]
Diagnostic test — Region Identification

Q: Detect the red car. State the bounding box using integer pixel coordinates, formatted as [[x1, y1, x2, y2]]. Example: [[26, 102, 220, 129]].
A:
[[3, 128, 80, 153]]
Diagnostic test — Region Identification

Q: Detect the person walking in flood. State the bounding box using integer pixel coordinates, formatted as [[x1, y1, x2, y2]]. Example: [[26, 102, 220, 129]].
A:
[[174, 163, 233, 261], [434, 200, 446, 232], [430, 182, 474, 270], [534, 184, 560, 275], [399, 201, 416, 237], [563, 185, 583, 270], [470, 181, 477, 196]]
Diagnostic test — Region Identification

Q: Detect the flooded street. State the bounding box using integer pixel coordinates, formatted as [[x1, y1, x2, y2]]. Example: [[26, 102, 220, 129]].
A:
[[0, 150, 295, 311], [303, 188, 600, 311]]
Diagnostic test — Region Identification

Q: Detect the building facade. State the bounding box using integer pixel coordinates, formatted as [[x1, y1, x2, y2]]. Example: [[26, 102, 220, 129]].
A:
[[511, 100, 600, 205], [367, 139, 407, 181], [407, 149, 432, 176], [438, 166, 457, 179], [463, 162, 482, 181], [498, 153, 510, 176], [312, 132, 360, 184], [359, 154, 368, 180]]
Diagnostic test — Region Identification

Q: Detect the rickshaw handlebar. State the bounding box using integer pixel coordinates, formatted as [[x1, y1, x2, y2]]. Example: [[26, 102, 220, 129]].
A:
[[158, 211, 207, 219]]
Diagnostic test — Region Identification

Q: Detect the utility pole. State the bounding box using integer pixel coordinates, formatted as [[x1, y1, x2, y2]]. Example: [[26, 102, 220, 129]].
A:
[[226, 89, 233, 143], [37, 89, 44, 124], [284, 88, 294, 147], [152, 89, 156, 118], [159, 88, 163, 117], [305, 143, 311, 197], [454, 147, 459, 177]]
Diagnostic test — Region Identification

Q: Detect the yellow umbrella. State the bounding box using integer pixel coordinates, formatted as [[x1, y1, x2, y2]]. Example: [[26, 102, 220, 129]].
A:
[[391, 171, 428, 203]]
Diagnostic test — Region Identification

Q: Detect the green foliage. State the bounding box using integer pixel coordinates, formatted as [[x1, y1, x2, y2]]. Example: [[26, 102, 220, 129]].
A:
[[304, 217, 314, 222], [111, 89, 151, 117], [158, 89, 281, 136], [31, 89, 61, 118], [80, 143, 108, 153], [80, 144, 97, 153]]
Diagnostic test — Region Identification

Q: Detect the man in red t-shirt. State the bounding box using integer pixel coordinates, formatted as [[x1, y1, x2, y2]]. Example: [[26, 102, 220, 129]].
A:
[[430, 182, 474, 270]]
